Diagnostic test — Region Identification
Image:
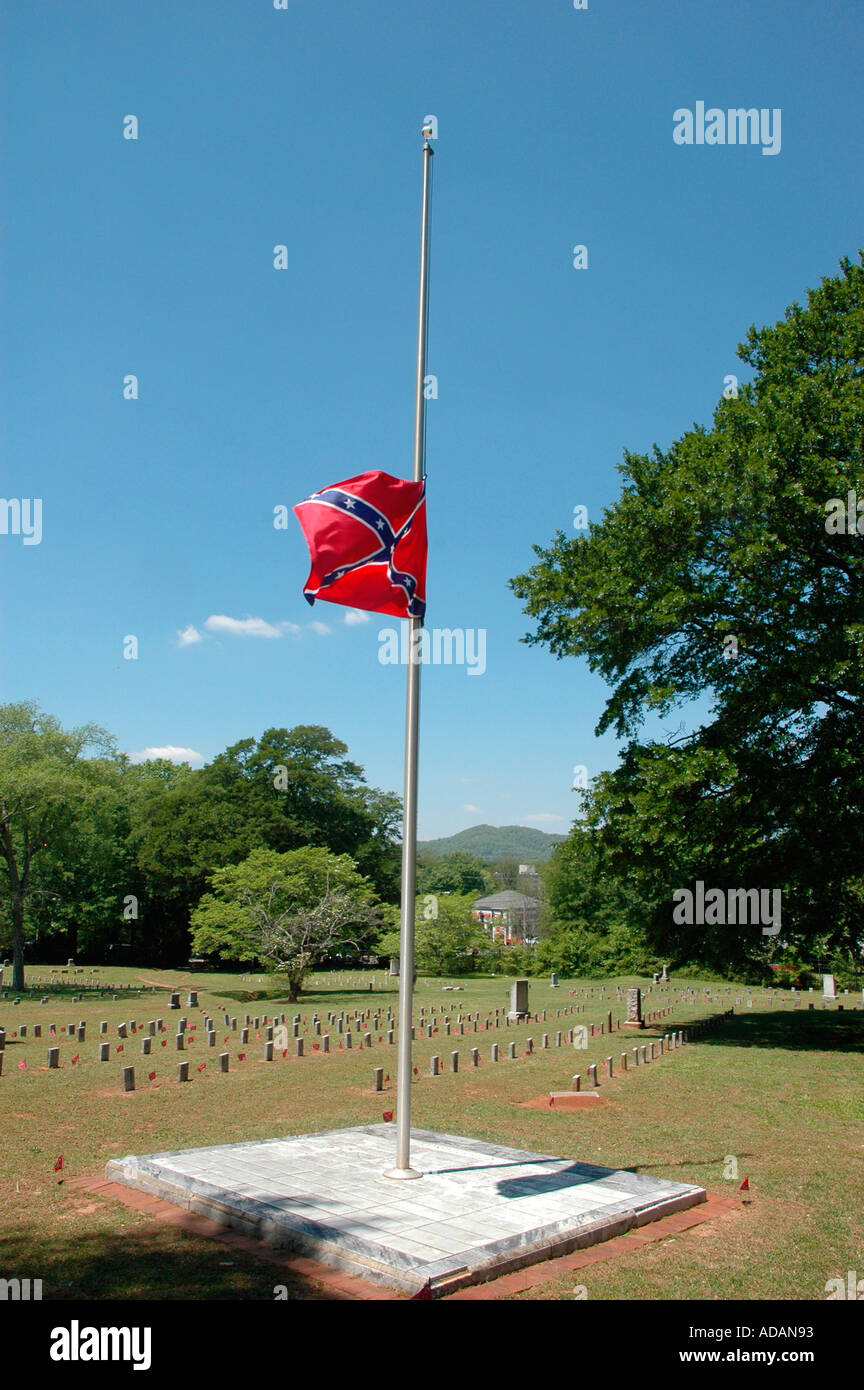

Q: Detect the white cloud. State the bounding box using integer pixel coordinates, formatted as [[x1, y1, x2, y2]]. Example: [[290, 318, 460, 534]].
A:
[[344, 609, 370, 626], [204, 615, 283, 639], [522, 813, 566, 823], [188, 614, 330, 642], [128, 746, 205, 766], [463, 803, 479, 813]]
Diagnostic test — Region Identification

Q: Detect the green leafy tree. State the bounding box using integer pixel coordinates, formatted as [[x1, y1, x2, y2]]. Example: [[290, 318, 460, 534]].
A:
[[416, 851, 492, 896], [0, 703, 120, 988], [190, 846, 382, 999], [379, 892, 489, 976], [26, 755, 133, 961], [129, 726, 401, 964], [512, 255, 864, 971]]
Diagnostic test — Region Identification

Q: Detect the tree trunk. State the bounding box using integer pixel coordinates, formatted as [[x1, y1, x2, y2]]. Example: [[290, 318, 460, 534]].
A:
[[11, 892, 25, 990]]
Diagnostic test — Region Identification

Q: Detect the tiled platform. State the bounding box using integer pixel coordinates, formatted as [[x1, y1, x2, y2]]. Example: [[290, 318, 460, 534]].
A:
[[106, 1125, 706, 1294]]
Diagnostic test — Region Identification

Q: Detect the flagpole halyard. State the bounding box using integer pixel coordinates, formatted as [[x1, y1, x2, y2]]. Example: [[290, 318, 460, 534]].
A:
[[384, 128, 434, 1180]]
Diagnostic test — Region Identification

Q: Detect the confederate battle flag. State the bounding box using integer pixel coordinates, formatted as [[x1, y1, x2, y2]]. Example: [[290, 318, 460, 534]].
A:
[[293, 470, 427, 619]]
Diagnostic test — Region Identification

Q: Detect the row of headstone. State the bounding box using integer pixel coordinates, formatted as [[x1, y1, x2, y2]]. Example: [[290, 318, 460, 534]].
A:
[[564, 1012, 733, 1094]]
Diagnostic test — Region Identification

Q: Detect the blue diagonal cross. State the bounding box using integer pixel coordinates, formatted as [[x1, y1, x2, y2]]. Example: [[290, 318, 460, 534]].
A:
[[303, 484, 426, 618]]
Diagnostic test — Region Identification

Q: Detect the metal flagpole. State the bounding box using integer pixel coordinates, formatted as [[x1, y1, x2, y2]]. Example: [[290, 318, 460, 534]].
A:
[[384, 124, 434, 1180]]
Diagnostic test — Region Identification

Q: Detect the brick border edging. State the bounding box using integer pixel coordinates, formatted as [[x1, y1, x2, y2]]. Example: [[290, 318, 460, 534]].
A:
[[69, 1175, 739, 1302], [440, 1192, 741, 1299], [67, 1175, 405, 1301]]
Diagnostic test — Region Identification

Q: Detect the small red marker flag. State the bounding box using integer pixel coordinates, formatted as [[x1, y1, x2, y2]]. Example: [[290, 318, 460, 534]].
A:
[[160, 1040, 166, 1047], [197, 1063, 206, 1072], [738, 1177, 750, 1193], [148, 1071, 156, 1081], [282, 1048, 288, 1058], [238, 1052, 246, 1061], [117, 1044, 124, 1053], [71, 1054, 79, 1065], [385, 1074, 390, 1082], [312, 1043, 320, 1051], [18, 1060, 26, 1070], [413, 1066, 418, 1075], [54, 1156, 64, 1172], [383, 1111, 394, 1122]]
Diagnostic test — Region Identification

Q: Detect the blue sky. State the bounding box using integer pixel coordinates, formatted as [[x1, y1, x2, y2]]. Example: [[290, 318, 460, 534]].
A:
[[2, 0, 862, 839]]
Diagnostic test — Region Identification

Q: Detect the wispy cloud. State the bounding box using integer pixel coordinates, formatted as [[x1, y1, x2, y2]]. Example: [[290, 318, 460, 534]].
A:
[[128, 746, 205, 766], [344, 609, 370, 626], [522, 813, 565, 823], [463, 803, 480, 813], [187, 614, 327, 641], [204, 615, 285, 639]]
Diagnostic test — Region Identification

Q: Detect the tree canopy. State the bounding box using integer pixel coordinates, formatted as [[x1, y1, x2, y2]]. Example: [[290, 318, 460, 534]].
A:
[[511, 254, 864, 974], [379, 892, 490, 976], [190, 846, 384, 999], [0, 708, 401, 985], [0, 703, 123, 989]]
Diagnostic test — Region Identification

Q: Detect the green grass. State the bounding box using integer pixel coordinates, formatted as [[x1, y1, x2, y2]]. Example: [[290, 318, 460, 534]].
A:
[[1, 965, 861, 1301]]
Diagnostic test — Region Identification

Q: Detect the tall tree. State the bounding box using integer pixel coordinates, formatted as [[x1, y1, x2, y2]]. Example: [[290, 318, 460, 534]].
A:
[[416, 851, 492, 896], [190, 846, 382, 998], [379, 892, 489, 976], [511, 255, 864, 969], [128, 725, 401, 963], [0, 703, 119, 988]]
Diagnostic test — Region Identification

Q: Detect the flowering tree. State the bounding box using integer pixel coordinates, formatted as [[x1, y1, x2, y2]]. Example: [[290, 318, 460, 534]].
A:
[[191, 846, 384, 999]]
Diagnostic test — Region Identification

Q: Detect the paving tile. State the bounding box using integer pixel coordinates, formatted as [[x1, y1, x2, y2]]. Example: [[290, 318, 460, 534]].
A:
[[106, 1125, 705, 1294]]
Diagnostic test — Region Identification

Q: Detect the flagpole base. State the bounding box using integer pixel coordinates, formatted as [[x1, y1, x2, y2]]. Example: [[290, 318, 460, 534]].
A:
[[382, 1166, 423, 1181]]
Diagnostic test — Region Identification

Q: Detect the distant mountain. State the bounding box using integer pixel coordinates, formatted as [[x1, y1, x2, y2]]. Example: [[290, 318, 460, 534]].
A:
[[417, 823, 567, 862]]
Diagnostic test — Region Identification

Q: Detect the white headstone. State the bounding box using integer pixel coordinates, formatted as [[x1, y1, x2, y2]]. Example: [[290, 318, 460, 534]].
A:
[[822, 974, 836, 999]]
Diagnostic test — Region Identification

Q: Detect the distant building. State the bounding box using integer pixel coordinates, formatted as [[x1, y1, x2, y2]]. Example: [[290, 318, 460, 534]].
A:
[[517, 863, 540, 893], [472, 890, 540, 945]]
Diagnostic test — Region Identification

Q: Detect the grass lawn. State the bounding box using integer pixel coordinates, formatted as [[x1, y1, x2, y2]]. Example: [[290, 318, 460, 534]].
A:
[[1, 965, 861, 1301]]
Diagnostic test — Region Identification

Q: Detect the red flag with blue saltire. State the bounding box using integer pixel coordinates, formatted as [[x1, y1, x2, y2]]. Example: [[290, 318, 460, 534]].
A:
[[293, 471, 427, 619]]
